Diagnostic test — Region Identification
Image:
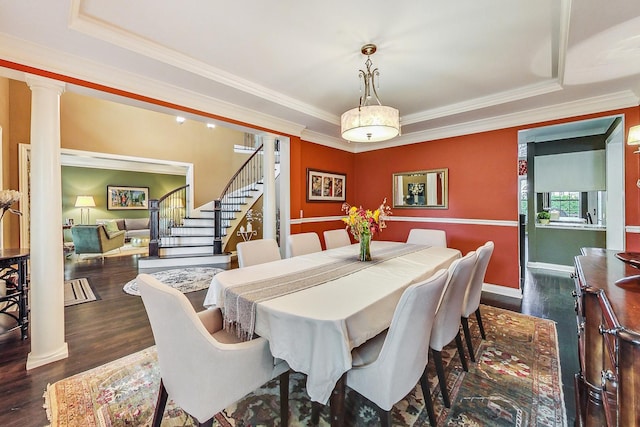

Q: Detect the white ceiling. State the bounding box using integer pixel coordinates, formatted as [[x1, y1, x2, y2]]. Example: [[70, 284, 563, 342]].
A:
[[1, 0, 640, 152]]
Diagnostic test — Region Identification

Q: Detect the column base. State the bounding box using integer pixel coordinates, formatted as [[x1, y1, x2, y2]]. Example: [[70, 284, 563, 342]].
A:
[[26, 342, 69, 370]]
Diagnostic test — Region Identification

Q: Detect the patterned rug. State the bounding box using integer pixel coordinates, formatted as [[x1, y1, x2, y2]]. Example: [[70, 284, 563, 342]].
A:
[[64, 278, 98, 306], [43, 305, 566, 426], [123, 267, 223, 296]]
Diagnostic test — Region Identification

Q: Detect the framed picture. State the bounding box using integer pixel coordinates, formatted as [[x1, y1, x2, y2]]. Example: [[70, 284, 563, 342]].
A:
[[306, 169, 346, 202], [107, 185, 149, 210]]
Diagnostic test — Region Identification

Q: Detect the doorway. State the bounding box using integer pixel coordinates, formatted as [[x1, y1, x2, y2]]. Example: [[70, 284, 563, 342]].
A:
[[518, 115, 625, 271]]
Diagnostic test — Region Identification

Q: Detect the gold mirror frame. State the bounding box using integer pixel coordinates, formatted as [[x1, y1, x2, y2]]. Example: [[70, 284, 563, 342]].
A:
[[392, 168, 448, 209]]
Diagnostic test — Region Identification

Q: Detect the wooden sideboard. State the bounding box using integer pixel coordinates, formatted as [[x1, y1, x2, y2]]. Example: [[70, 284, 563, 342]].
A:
[[574, 249, 640, 426]]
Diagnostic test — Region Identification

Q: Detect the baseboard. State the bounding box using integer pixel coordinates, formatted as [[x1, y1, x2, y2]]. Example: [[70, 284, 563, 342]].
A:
[[527, 262, 574, 274], [482, 282, 523, 300]]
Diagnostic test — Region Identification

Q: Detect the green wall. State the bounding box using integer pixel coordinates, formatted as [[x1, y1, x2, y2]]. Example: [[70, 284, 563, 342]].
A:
[[62, 166, 185, 225], [531, 227, 606, 266]]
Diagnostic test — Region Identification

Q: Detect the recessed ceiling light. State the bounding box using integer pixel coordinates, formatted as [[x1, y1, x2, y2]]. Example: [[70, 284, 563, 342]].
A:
[[176, 116, 186, 124], [207, 123, 216, 129]]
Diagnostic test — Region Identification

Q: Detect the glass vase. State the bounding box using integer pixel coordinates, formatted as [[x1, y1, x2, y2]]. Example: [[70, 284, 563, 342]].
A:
[[359, 233, 371, 262]]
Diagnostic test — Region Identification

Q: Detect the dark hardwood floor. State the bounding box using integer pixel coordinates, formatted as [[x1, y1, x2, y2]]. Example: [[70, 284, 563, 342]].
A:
[[0, 255, 578, 426]]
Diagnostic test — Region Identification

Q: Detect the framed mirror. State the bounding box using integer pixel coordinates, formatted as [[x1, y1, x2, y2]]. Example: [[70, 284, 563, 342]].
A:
[[392, 168, 448, 208]]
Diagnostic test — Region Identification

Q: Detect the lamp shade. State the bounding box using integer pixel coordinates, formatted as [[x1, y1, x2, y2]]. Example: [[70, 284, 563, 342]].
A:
[[628, 125, 640, 145], [74, 195, 96, 208], [341, 105, 400, 142]]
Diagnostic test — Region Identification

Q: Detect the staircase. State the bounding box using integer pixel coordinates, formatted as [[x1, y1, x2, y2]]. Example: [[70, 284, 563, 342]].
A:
[[138, 143, 270, 271]]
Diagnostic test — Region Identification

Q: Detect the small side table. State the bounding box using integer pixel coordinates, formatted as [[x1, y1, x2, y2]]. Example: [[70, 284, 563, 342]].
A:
[[0, 248, 30, 340]]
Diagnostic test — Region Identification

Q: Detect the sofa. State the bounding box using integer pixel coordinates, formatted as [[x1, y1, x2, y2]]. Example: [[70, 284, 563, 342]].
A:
[[96, 218, 150, 241], [71, 224, 126, 256]]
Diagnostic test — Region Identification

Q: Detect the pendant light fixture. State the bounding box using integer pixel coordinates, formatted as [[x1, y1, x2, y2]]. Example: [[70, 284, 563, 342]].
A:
[[341, 44, 400, 142]]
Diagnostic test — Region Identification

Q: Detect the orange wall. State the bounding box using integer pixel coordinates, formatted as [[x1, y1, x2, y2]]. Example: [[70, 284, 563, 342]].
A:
[[289, 138, 356, 237], [354, 128, 519, 289], [292, 106, 640, 291]]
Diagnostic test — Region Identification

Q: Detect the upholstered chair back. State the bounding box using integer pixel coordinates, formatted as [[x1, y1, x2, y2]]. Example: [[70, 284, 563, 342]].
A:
[[137, 273, 286, 423], [462, 241, 495, 318], [236, 238, 281, 267], [323, 229, 352, 250], [287, 232, 322, 257], [406, 229, 447, 247], [346, 268, 448, 411], [430, 251, 477, 351]]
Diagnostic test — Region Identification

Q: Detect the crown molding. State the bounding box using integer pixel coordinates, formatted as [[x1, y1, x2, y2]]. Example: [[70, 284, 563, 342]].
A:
[[300, 129, 356, 153], [401, 80, 563, 125], [0, 33, 306, 137], [69, 0, 338, 125], [353, 90, 640, 153]]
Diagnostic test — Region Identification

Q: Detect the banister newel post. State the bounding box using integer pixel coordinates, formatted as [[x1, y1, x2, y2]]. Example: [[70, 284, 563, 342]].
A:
[[149, 199, 159, 257], [214, 199, 222, 255]]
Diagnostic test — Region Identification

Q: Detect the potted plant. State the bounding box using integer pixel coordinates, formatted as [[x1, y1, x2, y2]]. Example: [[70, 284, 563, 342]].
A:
[[537, 211, 551, 224]]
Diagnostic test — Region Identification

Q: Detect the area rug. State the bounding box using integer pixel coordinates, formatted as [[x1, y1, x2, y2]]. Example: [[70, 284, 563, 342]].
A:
[[43, 305, 566, 426], [122, 267, 223, 296], [64, 278, 98, 306]]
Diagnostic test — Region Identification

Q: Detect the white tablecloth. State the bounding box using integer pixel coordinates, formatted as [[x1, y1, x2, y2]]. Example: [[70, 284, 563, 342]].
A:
[[203, 241, 461, 403]]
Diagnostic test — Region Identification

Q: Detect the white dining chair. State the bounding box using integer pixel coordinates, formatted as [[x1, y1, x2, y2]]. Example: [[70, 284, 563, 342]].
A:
[[236, 238, 281, 268], [136, 273, 290, 427], [287, 232, 322, 257], [345, 269, 448, 427], [323, 229, 351, 250], [461, 241, 495, 362], [406, 228, 447, 247], [429, 250, 477, 408]]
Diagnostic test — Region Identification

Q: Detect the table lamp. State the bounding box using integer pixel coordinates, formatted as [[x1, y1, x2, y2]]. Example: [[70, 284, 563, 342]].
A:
[[75, 195, 96, 225]]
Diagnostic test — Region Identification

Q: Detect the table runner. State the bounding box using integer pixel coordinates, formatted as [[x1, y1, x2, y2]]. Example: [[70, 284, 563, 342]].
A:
[[223, 243, 426, 339]]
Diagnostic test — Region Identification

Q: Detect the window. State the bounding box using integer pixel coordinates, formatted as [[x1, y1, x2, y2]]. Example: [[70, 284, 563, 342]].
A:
[[548, 191, 581, 217]]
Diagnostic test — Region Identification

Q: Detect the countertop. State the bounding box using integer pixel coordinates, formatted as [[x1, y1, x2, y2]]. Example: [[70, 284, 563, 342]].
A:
[[536, 222, 606, 231]]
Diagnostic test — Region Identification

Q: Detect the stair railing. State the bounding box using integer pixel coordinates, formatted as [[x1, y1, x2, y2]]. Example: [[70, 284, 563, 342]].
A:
[[149, 184, 189, 257], [213, 144, 264, 254]]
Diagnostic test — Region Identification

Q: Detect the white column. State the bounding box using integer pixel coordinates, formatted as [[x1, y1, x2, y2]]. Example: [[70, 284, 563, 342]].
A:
[[25, 75, 68, 370], [262, 136, 277, 240]]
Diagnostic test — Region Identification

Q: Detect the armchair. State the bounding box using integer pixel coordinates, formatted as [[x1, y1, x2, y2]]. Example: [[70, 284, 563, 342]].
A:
[[71, 225, 126, 258], [137, 273, 290, 426]]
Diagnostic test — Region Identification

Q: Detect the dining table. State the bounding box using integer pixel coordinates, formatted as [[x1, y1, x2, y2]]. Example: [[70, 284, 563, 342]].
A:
[[203, 240, 461, 425]]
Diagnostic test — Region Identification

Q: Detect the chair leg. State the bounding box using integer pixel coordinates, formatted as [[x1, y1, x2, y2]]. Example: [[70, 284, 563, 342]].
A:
[[455, 331, 469, 372], [419, 368, 437, 426], [431, 348, 450, 408], [379, 407, 392, 427], [461, 316, 476, 362], [475, 307, 486, 339], [279, 371, 290, 426], [151, 379, 168, 427], [311, 402, 322, 425]]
